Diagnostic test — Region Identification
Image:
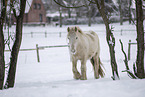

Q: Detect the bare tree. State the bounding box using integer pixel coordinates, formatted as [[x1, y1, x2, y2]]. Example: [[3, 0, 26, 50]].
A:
[[59, 7, 62, 27], [94, 0, 119, 80], [128, 0, 132, 24], [135, 0, 144, 78], [67, 0, 71, 18], [119, 0, 144, 79], [0, 0, 8, 90], [4, 0, 27, 88], [118, 0, 123, 25]]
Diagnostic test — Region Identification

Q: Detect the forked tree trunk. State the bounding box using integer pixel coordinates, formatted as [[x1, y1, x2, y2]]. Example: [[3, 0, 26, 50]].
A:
[[6, 0, 26, 88], [6, 17, 23, 88], [94, 0, 119, 80], [0, 0, 8, 90], [135, 0, 144, 78]]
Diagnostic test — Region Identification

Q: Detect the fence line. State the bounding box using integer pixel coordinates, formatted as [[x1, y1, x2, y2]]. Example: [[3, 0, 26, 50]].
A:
[[5, 39, 144, 62], [128, 40, 145, 60], [5, 44, 68, 62], [29, 32, 63, 38], [4, 29, 136, 38], [28, 29, 136, 37]]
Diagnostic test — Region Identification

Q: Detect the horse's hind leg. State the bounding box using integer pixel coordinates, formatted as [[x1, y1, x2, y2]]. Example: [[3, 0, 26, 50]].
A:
[[72, 59, 81, 79], [90, 55, 99, 79], [80, 60, 87, 80]]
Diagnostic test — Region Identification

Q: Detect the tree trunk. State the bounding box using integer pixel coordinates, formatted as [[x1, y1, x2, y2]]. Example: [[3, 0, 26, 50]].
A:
[[0, 0, 7, 90], [128, 0, 132, 24], [59, 7, 62, 27], [6, 0, 26, 88], [6, 17, 23, 88], [68, 8, 71, 18], [135, 0, 144, 78], [118, 0, 123, 25], [94, 0, 119, 80], [68, 0, 71, 18], [88, 6, 91, 27], [0, 19, 5, 90]]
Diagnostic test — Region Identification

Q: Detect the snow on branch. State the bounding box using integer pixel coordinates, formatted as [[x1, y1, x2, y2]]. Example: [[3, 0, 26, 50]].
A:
[[108, 26, 115, 46], [109, 40, 114, 46]]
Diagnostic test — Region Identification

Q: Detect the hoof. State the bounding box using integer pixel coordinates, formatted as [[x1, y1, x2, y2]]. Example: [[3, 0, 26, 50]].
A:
[[95, 76, 99, 79], [80, 76, 87, 80], [74, 76, 80, 80], [73, 73, 81, 79]]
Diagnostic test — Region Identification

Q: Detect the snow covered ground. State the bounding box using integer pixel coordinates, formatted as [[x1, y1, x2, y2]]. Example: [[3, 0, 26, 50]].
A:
[[1, 22, 145, 97]]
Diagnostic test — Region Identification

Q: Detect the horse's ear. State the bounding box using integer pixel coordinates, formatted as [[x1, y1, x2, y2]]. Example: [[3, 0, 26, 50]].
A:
[[75, 27, 77, 32], [77, 27, 82, 33], [67, 27, 70, 32], [78, 29, 82, 33]]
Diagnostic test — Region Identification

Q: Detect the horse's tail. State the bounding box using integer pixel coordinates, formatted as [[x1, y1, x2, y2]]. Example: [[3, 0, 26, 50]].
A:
[[91, 57, 105, 78], [98, 57, 105, 78]]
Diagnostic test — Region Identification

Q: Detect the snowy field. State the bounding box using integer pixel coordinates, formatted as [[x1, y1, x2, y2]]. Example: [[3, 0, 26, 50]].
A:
[[1, 22, 145, 97]]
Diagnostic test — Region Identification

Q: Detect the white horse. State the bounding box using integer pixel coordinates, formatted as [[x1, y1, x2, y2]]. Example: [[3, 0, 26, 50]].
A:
[[67, 26, 105, 80]]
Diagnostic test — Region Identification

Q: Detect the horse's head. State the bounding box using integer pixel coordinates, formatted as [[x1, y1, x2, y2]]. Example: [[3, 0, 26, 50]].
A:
[[67, 26, 82, 54]]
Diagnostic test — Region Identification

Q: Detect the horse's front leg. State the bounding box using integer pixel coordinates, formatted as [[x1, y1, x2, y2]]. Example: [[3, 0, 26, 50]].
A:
[[80, 60, 87, 80], [93, 55, 100, 79], [72, 59, 81, 79]]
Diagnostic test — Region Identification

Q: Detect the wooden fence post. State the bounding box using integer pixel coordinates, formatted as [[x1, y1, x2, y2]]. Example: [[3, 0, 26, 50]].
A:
[[31, 32, 33, 38], [121, 29, 123, 36], [59, 32, 61, 37], [36, 44, 40, 62], [128, 40, 131, 60], [45, 32, 47, 38]]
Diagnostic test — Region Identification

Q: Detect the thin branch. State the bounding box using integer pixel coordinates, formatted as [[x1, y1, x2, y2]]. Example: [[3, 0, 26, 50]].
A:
[[26, 0, 31, 7], [119, 39, 137, 79], [133, 63, 137, 76], [119, 39, 129, 70], [53, 0, 90, 8], [10, 0, 17, 18], [88, 0, 96, 4], [122, 70, 138, 79], [131, 18, 136, 25]]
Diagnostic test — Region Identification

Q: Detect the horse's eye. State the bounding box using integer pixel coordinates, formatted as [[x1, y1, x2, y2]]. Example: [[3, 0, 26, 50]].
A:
[[76, 37, 78, 39]]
